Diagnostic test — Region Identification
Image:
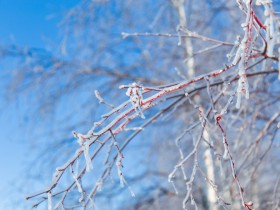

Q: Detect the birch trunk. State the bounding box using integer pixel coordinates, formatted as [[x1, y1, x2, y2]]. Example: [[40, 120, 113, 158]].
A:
[[172, 1, 217, 209]]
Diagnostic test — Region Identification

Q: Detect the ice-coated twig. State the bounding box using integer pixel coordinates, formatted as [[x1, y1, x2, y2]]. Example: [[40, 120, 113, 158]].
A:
[[170, 109, 207, 209], [169, 76, 239, 208], [23, 1, 280, 209], [220, 91, 236, 116], [227, 36, 241, 62], [109, 129, 135, 196], [237, 111, 280, 173], [216, 119, 251, 209], [83, 98, 185, 207], [53, 191, 67, 210], [72, 131, 93, 172], [121, 32, 234, 46], [197, 166, 231, 209], [185, 43, 223, 63], [205, 76, 217, 116], [174, 67, 187, 80], [26, 60, 278, 209], [95, 90, 114, 109], [113, 145, 124, 186], [70, 164, 84, 202], [161, 95, 190, 121], [234, 0, 254, 109], [25, 34, 279, 209]]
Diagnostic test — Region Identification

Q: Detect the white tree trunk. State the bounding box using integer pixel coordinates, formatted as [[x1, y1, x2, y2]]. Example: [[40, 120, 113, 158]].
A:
[[171, 0, 194, 78], [203, 129, 218, 210], [172, 2, 217, 208]]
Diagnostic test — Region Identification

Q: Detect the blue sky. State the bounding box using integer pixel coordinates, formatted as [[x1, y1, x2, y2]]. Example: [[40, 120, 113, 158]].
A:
[[0, 0, 79, 45], [0, 0, 79, 209]]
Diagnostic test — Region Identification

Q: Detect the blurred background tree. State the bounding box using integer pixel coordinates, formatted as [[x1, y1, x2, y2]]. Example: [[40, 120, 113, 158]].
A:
[[1, 0, 280, 209]]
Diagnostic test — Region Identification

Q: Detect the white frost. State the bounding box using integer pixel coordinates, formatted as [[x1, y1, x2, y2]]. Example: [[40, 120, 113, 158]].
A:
[[126, 83, 145, 119]]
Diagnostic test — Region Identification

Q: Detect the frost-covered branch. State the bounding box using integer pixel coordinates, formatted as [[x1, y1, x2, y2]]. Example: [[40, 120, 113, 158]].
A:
[[24, 1, 280, 209]]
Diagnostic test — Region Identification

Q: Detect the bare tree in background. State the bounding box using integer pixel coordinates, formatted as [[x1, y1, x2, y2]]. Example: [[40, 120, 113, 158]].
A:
[[2, 0, 280, 209]]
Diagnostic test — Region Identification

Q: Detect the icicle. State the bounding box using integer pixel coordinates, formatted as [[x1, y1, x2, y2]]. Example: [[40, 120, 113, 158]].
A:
[[129, 187, 136, 197], [72, 131, 93, 171], [124, 127, 143, 131], [83, 140, 93, 172], [73, 175, 83, 193], [69, 164, 84, 203], [110, 129, 134, 195], [116, 157, 124, 187], [72, 130, 94, 172], [48, 191, 52, 210], [95, 90, 104, 103], [232, 46, 242, 65], [168, 172, 175, 183], [227, 36, 240, 62], [170, 180, 178, 195], [244, 77, 249, 100], [94, 90, 114, 108], [222, 136, 229, 160], [115, 153, 135, 196], [73, 131, 83, 145], [236, 77, 243, 109], [236, 56, 249, 109]]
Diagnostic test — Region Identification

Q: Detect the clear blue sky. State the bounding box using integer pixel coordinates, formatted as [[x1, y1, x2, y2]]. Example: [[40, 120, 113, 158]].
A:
[[0, 0, 79, 45], [0, 0, 79, 209]]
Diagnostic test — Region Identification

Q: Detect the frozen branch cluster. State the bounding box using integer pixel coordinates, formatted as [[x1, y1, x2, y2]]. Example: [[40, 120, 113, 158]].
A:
[[233, 0, 279, 108], [125, 83, 145, 119], [24, 1, 280, 210]]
